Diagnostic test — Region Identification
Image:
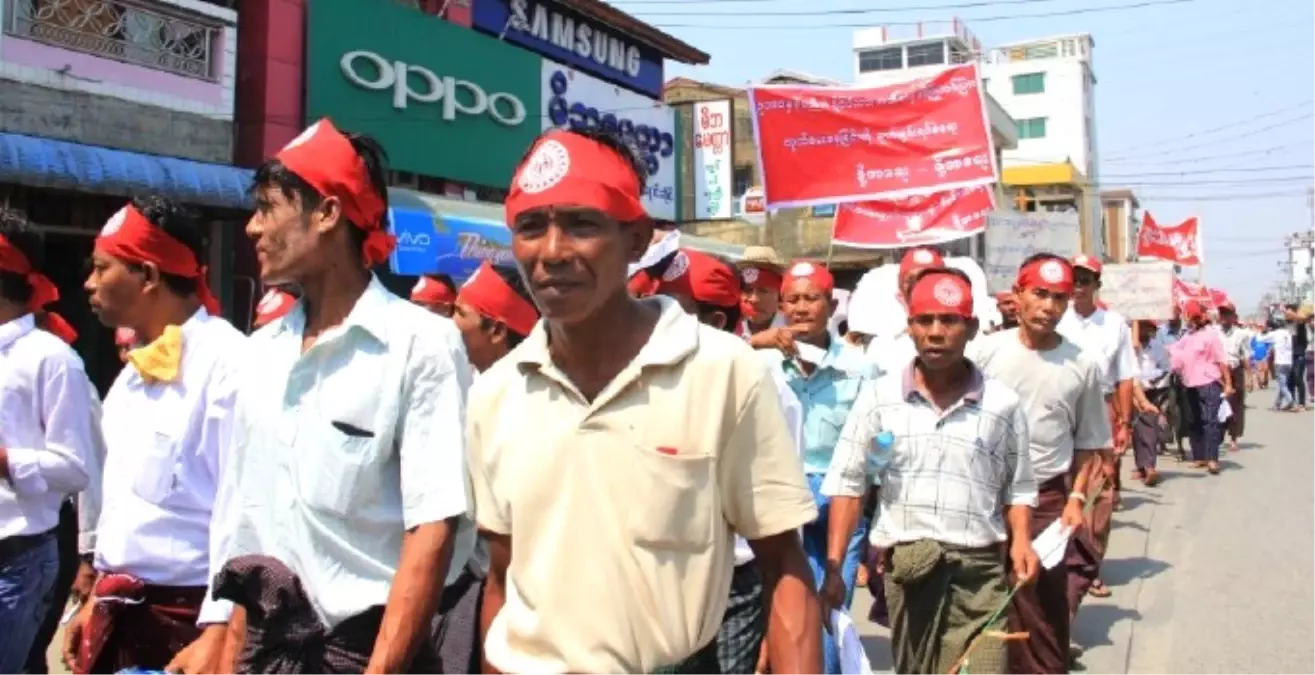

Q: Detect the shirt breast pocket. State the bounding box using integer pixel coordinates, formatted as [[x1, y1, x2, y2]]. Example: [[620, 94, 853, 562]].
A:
[[625, 444, 716, 553], [132, 427, 181, 504], [297, 421, 378, 515]]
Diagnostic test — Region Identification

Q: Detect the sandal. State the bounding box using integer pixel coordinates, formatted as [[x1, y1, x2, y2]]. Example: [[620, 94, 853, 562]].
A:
[[1207, 462, 1221, 475], [1088, 580, 1112, 598]]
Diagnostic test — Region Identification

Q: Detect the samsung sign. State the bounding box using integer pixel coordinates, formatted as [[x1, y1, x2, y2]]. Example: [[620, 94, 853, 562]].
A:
[[472, 0, 665, 99]]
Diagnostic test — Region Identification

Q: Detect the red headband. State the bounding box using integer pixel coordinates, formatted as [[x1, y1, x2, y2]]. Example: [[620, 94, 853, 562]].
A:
[[782, 260, 835, 295], [1016, 257, 1074, 294], [899, 248, 945, 282], [253, 288, 296, 329], [655, 249, 741, 309], [411, 275, 457, 305], [458, 261, 539, 337], [1072, 253, 1103, 275], [1184, 299, 1205, 321], [95, 204, 220, 317], [909, 272, 974, 318], [0, 234, 76, 344], [505, 130, 647, 227], [276, 118, 393, 267], [740, 265, 784, 292]]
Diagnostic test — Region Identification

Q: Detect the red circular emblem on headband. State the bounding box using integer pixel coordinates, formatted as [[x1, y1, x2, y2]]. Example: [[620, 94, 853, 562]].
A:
[[742, 267, 759, 284], [932, 278, 964, 307], [1040, 260, 1065, 284], [790, 262, 816, 276], [516, 140, 572, 194], [662, 251, 690, 282], [913, 249, 934, 264], [101, 208, 127, 237]]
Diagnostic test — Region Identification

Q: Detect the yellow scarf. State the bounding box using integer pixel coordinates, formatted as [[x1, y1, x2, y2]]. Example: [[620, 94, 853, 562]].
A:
[[127, 325, 183, 384]]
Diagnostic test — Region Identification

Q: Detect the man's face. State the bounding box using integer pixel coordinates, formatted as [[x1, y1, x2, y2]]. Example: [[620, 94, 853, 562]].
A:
[[1013, 284, 1070, 334], [1072, 268, 1100, 304], [85, 251, 149, 328], [1220, 311, 1237, 328], [742, 277, 780, 322], [908, 312, 977, 370], [452, 300, 501, 372], [780, 278, 832, 341], [996, 295, 1018, 323], [511, 207, 649, 324], [246, 185, 338, 285]]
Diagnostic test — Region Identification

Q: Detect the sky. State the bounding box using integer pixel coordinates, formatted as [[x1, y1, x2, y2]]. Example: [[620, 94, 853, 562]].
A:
[[620, 0, 1315, 312]]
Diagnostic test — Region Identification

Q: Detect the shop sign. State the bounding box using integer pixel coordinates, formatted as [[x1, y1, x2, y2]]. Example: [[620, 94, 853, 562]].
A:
[[473, 0, 665, 99], [540, 64, 679, 221], [307, 0, 542, 189]]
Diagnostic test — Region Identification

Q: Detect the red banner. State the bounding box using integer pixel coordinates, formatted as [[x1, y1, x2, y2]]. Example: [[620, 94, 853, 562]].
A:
[[748, 63, 996, 209], [1137, 212, 1202, 266], [832, 184, 995, 249], [1173, 278, 1213, 310]]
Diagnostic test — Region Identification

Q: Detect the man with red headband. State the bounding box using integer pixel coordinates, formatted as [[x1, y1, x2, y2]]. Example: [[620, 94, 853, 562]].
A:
[[822, 268, 1039, 673], [0, 208, 98, 671], [736, 245, 788, 337], [63, 196, 245, 674], [451, 262, 540, 372], [208, 118, 477, 674], [969, 253, 1109, 674], [410, 274, 458, 317], [468, 127, 820, 674], [859, 248, 946, 375], [1168, 300, 1233, 475]]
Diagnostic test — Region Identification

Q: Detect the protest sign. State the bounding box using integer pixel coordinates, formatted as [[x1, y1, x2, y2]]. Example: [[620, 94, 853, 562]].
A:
[[982, 211, 1081, 293], [1100, 262, 1177, 320]]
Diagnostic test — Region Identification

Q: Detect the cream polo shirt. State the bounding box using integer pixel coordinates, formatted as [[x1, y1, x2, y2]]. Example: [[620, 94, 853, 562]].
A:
[[468, 297, 817, 674]]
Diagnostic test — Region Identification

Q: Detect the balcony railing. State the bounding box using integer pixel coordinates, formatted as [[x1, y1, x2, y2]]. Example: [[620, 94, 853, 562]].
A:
[[4, 0, 220, 81]]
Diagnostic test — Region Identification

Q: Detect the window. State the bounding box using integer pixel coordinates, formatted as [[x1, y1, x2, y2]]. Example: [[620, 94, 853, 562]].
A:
[[1018, 118, 1047, 139], [858, 47, 903, 72], [1012, 72, 1045, 95], [811, 204, 837, 218], [1023, 43, 1058, 60], [906, 42, 945, 67], [733, 165, 755, 196], [949, 42, 972, 64]]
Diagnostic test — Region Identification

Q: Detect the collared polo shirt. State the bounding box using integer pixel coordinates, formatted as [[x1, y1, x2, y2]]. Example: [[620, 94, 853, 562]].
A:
[[222, 277, 474, 628], [765, 338, 874, 475], [467, 297, 816, 674], [821, 363, 1038, 548]]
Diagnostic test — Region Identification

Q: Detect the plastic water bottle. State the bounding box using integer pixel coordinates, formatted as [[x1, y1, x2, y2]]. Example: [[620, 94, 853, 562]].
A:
[[867, 430, 895, 473]]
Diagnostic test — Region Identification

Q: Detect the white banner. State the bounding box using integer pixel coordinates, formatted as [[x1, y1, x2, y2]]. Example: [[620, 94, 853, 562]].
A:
[[1100, 262, 1177, 321], [983, 211, 1082, 293], [540, 62, 677, 221], [692, 100, 733, 219]]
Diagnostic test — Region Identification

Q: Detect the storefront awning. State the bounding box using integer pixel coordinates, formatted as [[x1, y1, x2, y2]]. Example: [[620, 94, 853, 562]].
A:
[[0, 132, 253, 210]]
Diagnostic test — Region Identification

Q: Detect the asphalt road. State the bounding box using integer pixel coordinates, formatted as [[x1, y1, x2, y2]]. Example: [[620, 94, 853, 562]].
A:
[[852, 401, 1315, 673], [42, 401, 1314, 674]]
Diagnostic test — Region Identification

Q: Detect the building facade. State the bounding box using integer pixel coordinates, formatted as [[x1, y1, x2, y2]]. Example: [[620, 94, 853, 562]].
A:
[[1101, 188, 1141, 261], [0, 0, 249, 391]]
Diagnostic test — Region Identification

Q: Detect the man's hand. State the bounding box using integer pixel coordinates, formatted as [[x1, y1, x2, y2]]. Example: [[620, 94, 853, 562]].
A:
[[1061, 498, 1085, 530], [166, 625, 228, 674], [62, 596, 94, 672], [818, 564, 847, 623], [754, 639, 770, 674], [750, 326, 804, 356], [70, 561, 96, 604], [1223, 384, 1235, 399], [1009, 539, 1040, 586], [1114, 425, 1131, 453]]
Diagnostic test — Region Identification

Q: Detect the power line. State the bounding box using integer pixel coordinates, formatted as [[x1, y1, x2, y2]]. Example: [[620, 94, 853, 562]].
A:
[[1135, 189, 1310, 201], [1100, 164, 1315, 177], [648, 0, 1196, 28], [1102, 100, 1315, 157], [1101, 142, 1314, 165], [1094, 175, 1314, 186], [618, 0, 1059, 9]]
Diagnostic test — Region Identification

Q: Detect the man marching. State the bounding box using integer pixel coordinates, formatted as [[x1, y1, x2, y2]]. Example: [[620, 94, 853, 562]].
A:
[[450, 261, 540, 373], [864, 248, 946, 375], [65, 196, 245, 674], [822, 268, 1039, 674], [468, 127, 821, 673], [210, 118, 478, 673], [410, 274, 458, 318], [0, 208, 97, 671]]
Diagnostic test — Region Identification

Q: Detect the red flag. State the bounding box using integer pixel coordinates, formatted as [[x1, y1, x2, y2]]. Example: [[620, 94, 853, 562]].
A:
[[1138, 212, 1202, 266], [832, 184, 995, 249]]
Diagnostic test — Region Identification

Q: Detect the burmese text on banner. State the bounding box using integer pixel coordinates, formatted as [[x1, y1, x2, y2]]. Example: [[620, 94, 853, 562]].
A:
[[1137, 212, 1202, 266], [831, 184, 994, 249], [1099, 262, 1176, 320], [747, 62, 997, 209], [1173, 277, 1213, 310], [692, 100, 735, 220]]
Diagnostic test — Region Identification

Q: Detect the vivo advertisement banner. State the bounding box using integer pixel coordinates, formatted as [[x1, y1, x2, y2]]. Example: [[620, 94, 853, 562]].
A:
[[388, 208, 515, 279], [471, 0, 665, 99]]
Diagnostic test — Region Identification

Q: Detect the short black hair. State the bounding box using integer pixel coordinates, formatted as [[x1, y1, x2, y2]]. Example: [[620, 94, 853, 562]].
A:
[[130, 195, 207, 297], [695, 257, 743, 331], [519, 127, 649, 196], [0, 208, 43, 306], [479, 264, 538, 347], [251, 130, 390, 259]]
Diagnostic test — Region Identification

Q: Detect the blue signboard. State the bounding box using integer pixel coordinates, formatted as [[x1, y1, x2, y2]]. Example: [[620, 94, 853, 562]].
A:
[[387, 207, 515, 280], [471, 0, 665, 99]]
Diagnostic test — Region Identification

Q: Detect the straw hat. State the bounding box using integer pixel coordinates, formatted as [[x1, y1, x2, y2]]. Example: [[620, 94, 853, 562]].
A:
[[735, 245, 786, 272]]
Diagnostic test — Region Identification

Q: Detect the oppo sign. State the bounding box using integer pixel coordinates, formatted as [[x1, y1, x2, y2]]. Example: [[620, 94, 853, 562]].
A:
[[339, 50, 527, 127]]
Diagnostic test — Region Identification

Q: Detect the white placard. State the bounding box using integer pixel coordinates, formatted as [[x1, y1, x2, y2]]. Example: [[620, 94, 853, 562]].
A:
[[540, 62, 677, 222], [692, 100, 733, 219], [1099, 262, 1177, 321], [983, 211, 1082, 293]]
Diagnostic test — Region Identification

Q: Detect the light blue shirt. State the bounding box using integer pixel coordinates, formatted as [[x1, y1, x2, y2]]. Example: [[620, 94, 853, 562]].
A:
[[766, 340, 875, 475], [220, 277, 474, 628]]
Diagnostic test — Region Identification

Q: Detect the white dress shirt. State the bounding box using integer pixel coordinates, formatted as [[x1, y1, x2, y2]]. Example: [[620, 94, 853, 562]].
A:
[[1219, 325, 1252, 370], [95, 308, 246, 625], [0, 314, 97, 540], [78, 394, 108, 554], [222, 277, 474, 629], [1057, 306, 1138, 395], [734, 357, 804, 566]]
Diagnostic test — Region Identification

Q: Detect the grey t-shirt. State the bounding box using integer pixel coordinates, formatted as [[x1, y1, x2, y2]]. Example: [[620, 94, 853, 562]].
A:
[[968, 329, 1111, 483]]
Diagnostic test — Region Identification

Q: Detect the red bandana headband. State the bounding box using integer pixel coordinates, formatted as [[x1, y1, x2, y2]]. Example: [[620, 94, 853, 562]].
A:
[[0, 234, 76, 344], [899, 248, 945, 282], [505, 130, 648, 227], [654, 249, 741, 309], [95, 204, 221, 316], [1016, 257, 1074, 294], [276, 118, 393, 267], [909, 271, 974, 318], [740, 265, 784, 292], [253, 288, 296, 329], [782, 260, 835, 295], [411, 275, 457, 305], [458, 261, 539, 337]]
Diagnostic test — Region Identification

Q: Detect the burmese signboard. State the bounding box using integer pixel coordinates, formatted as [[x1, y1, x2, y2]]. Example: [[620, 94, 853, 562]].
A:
[[306, 0, 542, 189]]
